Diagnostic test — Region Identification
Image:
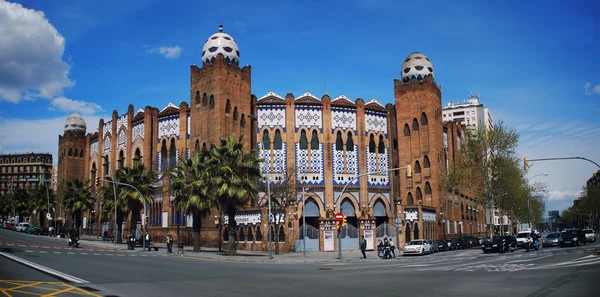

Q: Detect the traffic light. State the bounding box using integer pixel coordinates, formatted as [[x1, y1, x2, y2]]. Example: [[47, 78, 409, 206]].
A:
[[145, 216, 149, 224], [523, 158, 529, 171], [406, 164, 412, 177], [336, 221, 340, 229], [95, 177, 100, 187], [342, 216, 347, 227]]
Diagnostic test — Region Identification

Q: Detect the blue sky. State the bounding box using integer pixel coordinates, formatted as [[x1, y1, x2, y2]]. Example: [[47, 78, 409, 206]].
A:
[[0, 0, 599, 212]]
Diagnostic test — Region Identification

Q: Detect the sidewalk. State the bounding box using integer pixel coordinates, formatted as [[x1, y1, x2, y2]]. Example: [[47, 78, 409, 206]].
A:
[[74, 235, 394, 263]]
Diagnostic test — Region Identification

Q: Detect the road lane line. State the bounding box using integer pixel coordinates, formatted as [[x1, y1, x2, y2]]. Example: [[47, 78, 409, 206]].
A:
[[39, 251, 48, 254], [418, 257, 508, 271], [25, 250, 33, 253], [506, 255, 552, 264], [53, 252, 62, 254], [0, 252, 89, 284], [80, 253, 88, 255]]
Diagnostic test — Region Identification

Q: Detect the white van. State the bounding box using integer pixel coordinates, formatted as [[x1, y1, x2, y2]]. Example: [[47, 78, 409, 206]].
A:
[[516, 230, 532, 247], [16, 222, 30, 232]]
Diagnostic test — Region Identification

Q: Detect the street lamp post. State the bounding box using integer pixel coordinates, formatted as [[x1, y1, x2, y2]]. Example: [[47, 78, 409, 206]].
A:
[[44, 180, 51, 234], [527, 173, 548, 230]]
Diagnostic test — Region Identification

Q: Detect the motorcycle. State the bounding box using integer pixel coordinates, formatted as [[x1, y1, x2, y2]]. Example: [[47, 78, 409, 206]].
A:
[[525, 237, 539, 252], [68, 237, 80, 248]]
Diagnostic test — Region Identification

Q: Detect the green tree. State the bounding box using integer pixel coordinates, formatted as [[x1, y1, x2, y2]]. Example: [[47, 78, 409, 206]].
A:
[[62, 178, 95, 231], [170, 150, 214, 252], [113, 161, 159, 237], [29, 183, 55, 227], [208, 135, 262, 256], [99, 176, 125, 243]]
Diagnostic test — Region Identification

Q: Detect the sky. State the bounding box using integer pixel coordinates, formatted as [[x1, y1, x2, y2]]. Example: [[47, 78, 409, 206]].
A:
[[0, 0, 599, 213]]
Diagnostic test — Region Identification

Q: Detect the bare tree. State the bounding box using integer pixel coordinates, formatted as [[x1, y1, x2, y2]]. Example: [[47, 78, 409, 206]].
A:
[[259, 168, 296, 254]]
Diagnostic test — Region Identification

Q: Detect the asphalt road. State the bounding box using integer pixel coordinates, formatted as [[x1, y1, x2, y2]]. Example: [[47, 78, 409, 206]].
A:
[[1, 228, 598, 297]]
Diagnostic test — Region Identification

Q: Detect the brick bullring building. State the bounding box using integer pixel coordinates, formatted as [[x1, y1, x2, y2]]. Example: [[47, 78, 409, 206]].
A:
[[57, 24, 486, 251]]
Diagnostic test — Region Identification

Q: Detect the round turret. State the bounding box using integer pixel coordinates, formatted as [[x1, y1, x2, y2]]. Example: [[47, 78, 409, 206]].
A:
[[201, 23, 240, 64], [64, 113, 86, 136], [401, 52, 434, 83]]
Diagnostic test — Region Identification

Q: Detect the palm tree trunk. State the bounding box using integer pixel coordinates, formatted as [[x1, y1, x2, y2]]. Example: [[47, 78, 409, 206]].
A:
[[39, 211, 44, 229], [193, 210, 202, 252], [227, 205, 237, 256]]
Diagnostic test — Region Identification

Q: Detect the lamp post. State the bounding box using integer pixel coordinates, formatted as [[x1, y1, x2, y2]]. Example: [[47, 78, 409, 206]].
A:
[[266, 165, 272, 259], [44, 179, 51, 234], [301, 187, 309, 257], [527, 173, 548, 230]]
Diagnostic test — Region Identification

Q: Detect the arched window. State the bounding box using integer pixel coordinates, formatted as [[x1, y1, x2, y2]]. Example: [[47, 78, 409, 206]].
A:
[[274, 130, 283, 150], [209, 95, 215, 109], [79, 149, 84, 158], [194, 140, 200, 153], [415, 160, 421, 174], [368, 134, 376, 153], [74, 149, 79, 157], [238, 227, 245, 242], [421, 112, 428, 125], [270, 226, 275, 242], [103, 155, 110, 177], [424, 155, 430, 168], [247, 226, 254, 242], [225, 99, 231, 114], [195, 90, 201, 105], [255, 227, 263, 242], [414, 224, 419, 240], [404, 124, 411, 137], [278, 225, 285, 242], [346, 132, 354, 151], [118, 150, 125, 169], [134, 148, 141, 161], [412, 118, 419, 131], [169, 138, 177, 168], [378, 135, 385, 154], [160, 140, 168, 171], [425, 181, 432, 195], [202, 93, 208, 106], [310, 130, 319, 150], [393, 139, 398, 151], [335, 131, 343, 151], [202, 142, 207, 151], [299, 130, 308, 149], [407, 192, 414, 205], [68, 148, 72, 156], [90, 163, 97, 189], [262, 130, 271, 150], [233, 107, 238, 121], [416, 187, 423, 200], [240, 114, 246, 128]]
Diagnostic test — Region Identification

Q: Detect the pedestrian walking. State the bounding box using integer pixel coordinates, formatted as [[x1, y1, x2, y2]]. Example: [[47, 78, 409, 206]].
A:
[[166, 233, 172, 253], [389, 240, 396, 258], [145, 232, 151, 251], [360, 235, 367, 259]]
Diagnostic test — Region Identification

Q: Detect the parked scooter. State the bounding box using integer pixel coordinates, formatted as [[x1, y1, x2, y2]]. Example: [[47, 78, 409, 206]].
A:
[[68, 236, 80, 248]]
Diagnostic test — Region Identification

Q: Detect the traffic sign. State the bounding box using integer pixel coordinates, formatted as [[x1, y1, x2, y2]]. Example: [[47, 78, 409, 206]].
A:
[[335, 212, 344, 222], [269, 213, 274, 223]]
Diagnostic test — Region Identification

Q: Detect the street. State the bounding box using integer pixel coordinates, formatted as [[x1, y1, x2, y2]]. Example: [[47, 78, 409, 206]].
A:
[[1, 229, 598, 297]]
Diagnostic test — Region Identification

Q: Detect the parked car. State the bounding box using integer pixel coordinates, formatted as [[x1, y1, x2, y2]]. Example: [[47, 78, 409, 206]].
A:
[[403, 240, 431, 255], [437, 239, 449, 252], [427, 240, 439, 253], [15, 222, 30, 232], [582, 228, 596, 243], [542, 232, 561, 247], [482, 235, 517, 253], [560, 229, 586, 247]]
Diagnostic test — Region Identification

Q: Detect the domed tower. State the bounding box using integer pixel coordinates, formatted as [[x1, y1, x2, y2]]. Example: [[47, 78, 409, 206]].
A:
[[391, 52, 444, 243], [57, 113, 88, 192], [190, 23, 252, 151]]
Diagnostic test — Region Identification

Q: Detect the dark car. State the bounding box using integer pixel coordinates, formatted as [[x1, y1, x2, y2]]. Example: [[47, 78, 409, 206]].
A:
[[482, 236, 517, 253], [560, 229, 587, 247], [542, 232, 561, 247], [437, 239, 449, 251]]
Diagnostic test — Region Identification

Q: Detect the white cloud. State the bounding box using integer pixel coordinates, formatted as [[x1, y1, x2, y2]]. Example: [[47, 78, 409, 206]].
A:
[[545, 189, 582, 201], [594, 84, 600, 95], [49, 97, 102, 115], [0, 115, 107, 164], [584, 82, 592, 95], [147, 46, 182, 59], [0, 0, 74, 102]]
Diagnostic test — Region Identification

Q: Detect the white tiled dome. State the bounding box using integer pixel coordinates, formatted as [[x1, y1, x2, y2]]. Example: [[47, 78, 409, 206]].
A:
[[401, 52, 434, 82], [64, 113, 86, 135], [201, 24, 240, 64]]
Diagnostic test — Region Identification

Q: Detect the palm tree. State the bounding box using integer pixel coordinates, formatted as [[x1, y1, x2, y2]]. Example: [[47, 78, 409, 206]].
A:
[[99, 176, 125, 243], [170, 150, 214, 252], [113, 161, 159, 237], [62, 178, 95, 231], [12, 188, 30, 223], [208, 135, 262, 256], [29, 184, 54, 227]]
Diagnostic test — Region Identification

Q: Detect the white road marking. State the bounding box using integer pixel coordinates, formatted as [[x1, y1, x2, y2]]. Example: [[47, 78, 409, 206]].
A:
[[93, 253, 101, 255], [0, 251, 89, 284], [67, 252, 75, 255], [105, 254, 113, 256], [39, 251, 47, 254], [25, 250, 33, 253], [418, 257, 508, 271], [53, 252, 61, 254], [506, 255, 552, 264], [80, 253, 88, 255]]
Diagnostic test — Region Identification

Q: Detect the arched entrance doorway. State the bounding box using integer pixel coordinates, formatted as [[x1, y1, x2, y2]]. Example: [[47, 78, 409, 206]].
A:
[[373, 199, 396, 245], [340, 198, 359, 250], [294, 198, 320, 252]]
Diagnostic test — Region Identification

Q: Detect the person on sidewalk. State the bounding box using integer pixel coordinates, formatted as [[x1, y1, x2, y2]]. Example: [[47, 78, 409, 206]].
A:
[[360, 235, 367, 259], [166, 233, 172, 253], [103, 230, 108, 242], [389, 240, 396, 258], [145, 232, 152, 251]]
